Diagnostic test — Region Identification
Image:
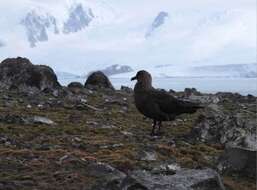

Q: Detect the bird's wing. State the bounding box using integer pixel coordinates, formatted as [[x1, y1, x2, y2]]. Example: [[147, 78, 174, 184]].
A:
[[148, 89, 202, 114], [147, 90, 181, 112]]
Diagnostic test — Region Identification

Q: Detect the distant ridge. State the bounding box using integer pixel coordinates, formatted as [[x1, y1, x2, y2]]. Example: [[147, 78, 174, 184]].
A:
[[191, 63, 257, 78], [84, 64, 133, 77], [55, 71, 81, 79]]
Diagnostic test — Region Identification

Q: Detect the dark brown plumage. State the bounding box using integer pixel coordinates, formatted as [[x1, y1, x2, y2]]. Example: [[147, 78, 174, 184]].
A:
[[131, 70, 203, 135]]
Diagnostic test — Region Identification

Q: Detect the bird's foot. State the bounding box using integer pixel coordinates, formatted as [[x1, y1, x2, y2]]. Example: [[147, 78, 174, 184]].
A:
[[150, 131, 163, 136], [150, 132, 156, 136], [156, 131, 164, 136]]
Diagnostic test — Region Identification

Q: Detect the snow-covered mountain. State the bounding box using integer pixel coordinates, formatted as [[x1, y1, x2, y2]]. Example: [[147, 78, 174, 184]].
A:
[[145, 11, 169, 38], [56, 71, 81, 80], [21, 3, 95, 47], [63, 4, 94, 34], [0, 0, 255, 77], [22, 10, 59, 47], [111, 63, 257, 79]]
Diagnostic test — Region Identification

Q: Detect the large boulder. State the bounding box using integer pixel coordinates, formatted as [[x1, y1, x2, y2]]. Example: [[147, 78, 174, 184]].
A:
[[184, 88, 201, 97], [68, 82, 84, 89], [188, 108, 256, 150], [218, 146, 256, 178], [0, 57, 60, 92], [85, 71, 114, 90], [92, 168, 225, 190], [67, 82, 84, 94], [127, 169, 225, 190]]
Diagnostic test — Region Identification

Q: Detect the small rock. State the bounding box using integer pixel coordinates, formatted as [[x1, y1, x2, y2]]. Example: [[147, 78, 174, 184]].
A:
[[100, 143, 124, 149], [120, 86, 133, 93], [26, 104, 32, 109], [101, 125, 117, 129], [168, 139, 176, 147], [212, 97, 220, 104], [138, 150, 157, 161], [37, 104, 43, 108], [31, 116, 55, 125], [5, 141, 11, 146], [121, 131, 133, 136], [152, 163, 181, 175], [73, 137, 82, 142], [59, 155, 69, 163], [52, 90, 59, 97], [80, 98, 87, 103], [86, 121, 99, 126]]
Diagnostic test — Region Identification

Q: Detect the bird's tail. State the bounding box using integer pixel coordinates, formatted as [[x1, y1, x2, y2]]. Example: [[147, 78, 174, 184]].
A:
[[179, 101, 204, 114]]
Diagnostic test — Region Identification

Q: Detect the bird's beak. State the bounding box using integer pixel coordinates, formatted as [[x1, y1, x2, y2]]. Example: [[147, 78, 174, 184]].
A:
[[131, 76, 137, 81]]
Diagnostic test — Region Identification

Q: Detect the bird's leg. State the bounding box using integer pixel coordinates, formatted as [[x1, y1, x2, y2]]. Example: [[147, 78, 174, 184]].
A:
[[151, 120, 157, 136], [158, 121, 162, 133]]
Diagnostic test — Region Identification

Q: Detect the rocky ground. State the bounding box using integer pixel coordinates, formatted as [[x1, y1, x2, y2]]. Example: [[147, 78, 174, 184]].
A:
[[0, 86, 256, 190], [0, 57, 256, 190]]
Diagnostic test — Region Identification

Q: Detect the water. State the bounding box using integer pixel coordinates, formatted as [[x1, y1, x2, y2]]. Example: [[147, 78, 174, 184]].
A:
[[59, 77, 257, 96]]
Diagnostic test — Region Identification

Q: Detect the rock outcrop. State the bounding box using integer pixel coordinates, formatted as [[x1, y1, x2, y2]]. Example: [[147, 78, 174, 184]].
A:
[[190, 110, 256, 149], [93, 168, 225, 190], [187, 92, 256, 150], [218, 146, 256, 178], [0, 57, 60, 92], [85, 71, 114, 90]]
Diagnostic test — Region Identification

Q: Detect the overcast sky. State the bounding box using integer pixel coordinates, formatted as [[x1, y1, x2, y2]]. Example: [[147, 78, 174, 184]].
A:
[[0, 0, 256, 74]]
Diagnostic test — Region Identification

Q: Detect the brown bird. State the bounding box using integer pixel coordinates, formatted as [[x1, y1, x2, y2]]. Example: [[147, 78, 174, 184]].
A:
[[131, 70, 203, 135]]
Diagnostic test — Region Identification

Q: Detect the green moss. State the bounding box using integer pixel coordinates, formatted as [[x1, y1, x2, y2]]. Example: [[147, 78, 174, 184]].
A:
[[0, 90, 255, 189]]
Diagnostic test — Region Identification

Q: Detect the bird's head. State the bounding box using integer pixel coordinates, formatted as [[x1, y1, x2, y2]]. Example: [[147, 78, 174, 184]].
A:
[[131, 70, 152, 89]]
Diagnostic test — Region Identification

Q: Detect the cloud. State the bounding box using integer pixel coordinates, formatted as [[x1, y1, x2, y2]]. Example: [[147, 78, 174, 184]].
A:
[[0, 0, 255, 74], [188, 10, 256, 62], [0, 40, 5, 47]]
